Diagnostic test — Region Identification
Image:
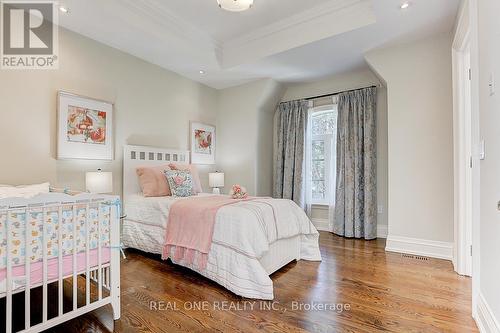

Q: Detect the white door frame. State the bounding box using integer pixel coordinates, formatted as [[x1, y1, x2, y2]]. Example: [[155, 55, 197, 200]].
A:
[[452, 10, 472, 277], [452, 0, 481, 318]]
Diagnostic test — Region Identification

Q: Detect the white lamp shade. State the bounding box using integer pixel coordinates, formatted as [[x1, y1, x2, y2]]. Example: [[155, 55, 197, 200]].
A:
[[209, 172, 225, 188], [86, 171, 113, 193], [217, 0, 253, 12]]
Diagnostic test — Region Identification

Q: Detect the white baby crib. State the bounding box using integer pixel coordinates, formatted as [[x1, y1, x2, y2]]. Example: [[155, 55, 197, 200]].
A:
[[0, 193, 121, 333]]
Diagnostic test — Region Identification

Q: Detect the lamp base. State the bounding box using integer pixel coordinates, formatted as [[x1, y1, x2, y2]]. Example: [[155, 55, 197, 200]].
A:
[[212, 187, 221, 195]]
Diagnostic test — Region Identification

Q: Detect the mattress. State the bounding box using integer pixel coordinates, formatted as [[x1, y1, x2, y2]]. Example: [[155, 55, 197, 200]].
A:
[[0, 248, 110, 294], [123, 193, 322, 300], [123, 193, 177, 228], [0, 193, 115, 292]]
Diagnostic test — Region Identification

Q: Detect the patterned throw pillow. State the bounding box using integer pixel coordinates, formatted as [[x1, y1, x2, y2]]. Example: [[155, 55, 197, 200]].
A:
[[164, 170, 194, 197]]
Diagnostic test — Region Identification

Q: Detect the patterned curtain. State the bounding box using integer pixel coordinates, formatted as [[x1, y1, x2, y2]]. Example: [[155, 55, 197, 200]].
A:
[[273, 100, 309, 208], [333, 87, 377, 239]]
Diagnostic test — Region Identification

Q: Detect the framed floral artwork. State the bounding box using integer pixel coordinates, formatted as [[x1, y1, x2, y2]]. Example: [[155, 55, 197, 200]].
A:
[[190, 122, 215, 164], [57, 91, 114, 160]]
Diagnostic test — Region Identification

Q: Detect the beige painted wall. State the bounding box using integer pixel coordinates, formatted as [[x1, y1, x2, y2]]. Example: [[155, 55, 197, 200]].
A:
[[477, 0, 500, 321], [366, 34, 454, 243], [282, 69, 389, 232], [216, 79, 285, 196], [0, 28, 218, 194]]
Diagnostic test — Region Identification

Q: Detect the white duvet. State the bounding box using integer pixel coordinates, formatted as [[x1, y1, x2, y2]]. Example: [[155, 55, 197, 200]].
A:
[[122, 193, 321, 300]]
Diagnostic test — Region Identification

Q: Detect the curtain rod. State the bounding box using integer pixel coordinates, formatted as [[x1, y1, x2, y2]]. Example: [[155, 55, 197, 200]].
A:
[[304, 85, 378, 101]]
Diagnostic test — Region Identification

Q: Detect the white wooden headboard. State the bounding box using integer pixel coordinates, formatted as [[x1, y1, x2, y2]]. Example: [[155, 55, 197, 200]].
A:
[[123, 145, 190, 201]]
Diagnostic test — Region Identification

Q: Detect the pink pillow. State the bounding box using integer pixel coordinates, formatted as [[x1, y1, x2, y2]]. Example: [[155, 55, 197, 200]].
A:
[[168, 163, 203, 194], [136, 165, 171, 197]]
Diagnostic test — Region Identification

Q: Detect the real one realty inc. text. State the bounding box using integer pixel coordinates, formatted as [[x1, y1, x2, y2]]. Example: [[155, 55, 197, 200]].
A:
[[150, 300, 351, 313]]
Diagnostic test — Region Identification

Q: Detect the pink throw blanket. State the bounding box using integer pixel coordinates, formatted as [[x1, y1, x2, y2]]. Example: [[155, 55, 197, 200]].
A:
[[162, 196, 255, 270]]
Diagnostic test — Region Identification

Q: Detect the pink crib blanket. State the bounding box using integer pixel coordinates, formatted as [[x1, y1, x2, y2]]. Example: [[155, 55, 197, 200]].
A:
[[0, 248, 111, 292]]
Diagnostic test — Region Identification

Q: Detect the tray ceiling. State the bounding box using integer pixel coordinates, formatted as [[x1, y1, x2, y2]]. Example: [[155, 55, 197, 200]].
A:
[[58, 0, 460, 89]]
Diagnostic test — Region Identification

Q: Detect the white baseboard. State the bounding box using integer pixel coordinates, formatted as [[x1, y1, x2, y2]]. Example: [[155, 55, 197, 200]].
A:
[[311, 218, 388, 239], [385, 235, 453, 260], [311, 218, 330, 232], [476, 293, 500, 333]]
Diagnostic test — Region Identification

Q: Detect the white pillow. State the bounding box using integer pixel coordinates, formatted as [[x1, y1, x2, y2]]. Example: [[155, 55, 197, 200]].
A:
[[0, 182, 50, 199]]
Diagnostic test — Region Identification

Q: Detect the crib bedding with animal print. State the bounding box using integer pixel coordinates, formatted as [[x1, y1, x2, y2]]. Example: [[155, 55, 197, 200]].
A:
[[0, 204, 111, 270], [0, 196, 116, 294]]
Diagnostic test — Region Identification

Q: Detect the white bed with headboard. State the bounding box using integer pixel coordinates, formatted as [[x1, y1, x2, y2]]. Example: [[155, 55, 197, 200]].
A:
[[123, 145, 190, 201], [121, 145, 322, 300]]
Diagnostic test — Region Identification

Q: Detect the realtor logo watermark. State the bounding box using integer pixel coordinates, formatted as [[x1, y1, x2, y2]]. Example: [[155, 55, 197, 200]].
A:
[[1, 0, 58, 69]]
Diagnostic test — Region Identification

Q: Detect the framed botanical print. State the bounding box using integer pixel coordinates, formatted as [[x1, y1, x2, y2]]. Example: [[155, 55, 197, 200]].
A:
[[57, 91, 114, 160], [190, 122, 215, 164]]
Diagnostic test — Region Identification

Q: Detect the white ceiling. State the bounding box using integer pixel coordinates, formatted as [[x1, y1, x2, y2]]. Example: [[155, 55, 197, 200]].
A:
[[166, 0, 328, 42], [58, 0, 460, 89]]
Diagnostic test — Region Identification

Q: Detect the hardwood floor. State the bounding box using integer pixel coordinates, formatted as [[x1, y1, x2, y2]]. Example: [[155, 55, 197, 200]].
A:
[[42, 232, 477, 332]]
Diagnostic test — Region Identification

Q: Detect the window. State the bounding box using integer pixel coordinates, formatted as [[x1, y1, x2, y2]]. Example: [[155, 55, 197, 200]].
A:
[[308, 105, 338, 205]]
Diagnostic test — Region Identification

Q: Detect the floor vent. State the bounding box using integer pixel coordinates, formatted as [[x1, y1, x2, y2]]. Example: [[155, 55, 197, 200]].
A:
[[402, 254, 429, 261]]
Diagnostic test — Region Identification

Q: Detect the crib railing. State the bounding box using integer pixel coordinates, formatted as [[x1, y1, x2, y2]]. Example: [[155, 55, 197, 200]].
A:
[[1, 196, 121, 333]]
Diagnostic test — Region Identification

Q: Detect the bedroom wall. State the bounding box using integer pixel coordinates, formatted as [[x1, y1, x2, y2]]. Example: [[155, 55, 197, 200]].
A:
[[0, 27, 218, 194], [216, 79, 285, 196], [477, 0, 500, 325], [365, 34, 455, 247], [282, 69, 389, 236]]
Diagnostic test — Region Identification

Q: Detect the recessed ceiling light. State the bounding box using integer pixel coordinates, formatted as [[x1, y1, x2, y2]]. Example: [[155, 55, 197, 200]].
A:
[[217, 0, 253, 12], [400, 2, 410, 9], [199, 70, 206, 74], [59, 6, 69, 13]]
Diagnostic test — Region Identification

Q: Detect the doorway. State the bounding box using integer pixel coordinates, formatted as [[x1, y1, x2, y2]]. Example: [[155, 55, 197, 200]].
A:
[[453, 0, 481, 319]]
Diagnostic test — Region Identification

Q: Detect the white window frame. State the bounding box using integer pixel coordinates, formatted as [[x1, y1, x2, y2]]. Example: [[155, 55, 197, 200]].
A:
[[309, 105, 337, 206]]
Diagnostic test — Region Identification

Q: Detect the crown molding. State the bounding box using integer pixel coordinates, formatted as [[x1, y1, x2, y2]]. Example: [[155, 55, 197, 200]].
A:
[[120, 0, 222, 51], [225, 0, 366, 47], [220, 0, 376, 68], [118, 0, 376, 70]]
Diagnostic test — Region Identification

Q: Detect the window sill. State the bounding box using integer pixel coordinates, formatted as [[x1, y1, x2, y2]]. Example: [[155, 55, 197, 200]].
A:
[[311, 203, 329, 210]]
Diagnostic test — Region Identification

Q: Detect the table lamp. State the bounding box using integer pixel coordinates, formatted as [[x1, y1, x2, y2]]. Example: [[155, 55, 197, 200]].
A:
[[86, 169, 113, 194], [209, 172, 225, 195]]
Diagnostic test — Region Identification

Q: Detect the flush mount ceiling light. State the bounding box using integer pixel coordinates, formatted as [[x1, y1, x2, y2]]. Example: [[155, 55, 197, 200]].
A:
[[217, 0, 254, 12], [59, 6, 69, 13], [400, 2, 410, 9]]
